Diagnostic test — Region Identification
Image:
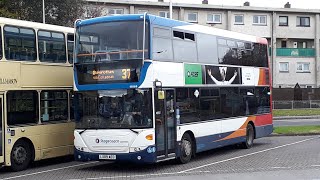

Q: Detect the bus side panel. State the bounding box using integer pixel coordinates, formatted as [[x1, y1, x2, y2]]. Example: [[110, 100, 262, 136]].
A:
[[5, 126, 41, 166], [21, 64, 73, 88], [40, 122, 75, 159], [5, 122, 74, 166], [177, 115, 272, 154], [178, 120, 222, 153], [253, 114, 273, 138]]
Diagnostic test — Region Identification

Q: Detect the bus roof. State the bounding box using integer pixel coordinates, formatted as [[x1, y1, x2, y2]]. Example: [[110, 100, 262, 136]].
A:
[[77, 14, 266, 43], [0, 17, 74, 33]]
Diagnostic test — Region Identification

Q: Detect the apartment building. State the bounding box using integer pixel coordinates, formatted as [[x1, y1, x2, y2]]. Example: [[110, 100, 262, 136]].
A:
[[84, 0, 320, 89]]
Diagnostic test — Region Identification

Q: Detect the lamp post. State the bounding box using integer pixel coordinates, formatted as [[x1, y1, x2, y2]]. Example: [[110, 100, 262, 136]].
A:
[[169, 0, 172, 19], [42, 0, 45, 23]]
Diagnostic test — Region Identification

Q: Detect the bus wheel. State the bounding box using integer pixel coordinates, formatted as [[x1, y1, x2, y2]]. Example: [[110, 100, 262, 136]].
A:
[[10, 140, 32, 171], [241, 123, 254, 149], [178, 133, 193, 164]]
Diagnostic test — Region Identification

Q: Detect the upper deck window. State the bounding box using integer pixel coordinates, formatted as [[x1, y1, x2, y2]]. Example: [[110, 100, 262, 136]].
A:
[[75, 20, 149, 63], [67, 34, 74, 64], [38, 30, 66, 63], [217, 37, 268, 67], [4, 26, 36, 61]]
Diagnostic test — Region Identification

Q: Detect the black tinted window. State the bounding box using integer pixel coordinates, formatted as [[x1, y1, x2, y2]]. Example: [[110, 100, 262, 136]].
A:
[[217, 37, 268, 67], [7, 91, 38, 125]]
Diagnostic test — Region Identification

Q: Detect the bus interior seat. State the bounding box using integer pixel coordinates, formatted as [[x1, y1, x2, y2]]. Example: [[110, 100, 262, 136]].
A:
[[121, 113, 134, 125]]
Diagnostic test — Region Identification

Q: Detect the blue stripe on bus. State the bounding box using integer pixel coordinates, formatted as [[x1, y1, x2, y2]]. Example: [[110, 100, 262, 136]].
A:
[[255, 124, 273, 138], [74, 61, 151, 91], [76, 14, 145, 27], [148, 15, 190, 28], [77, 14, 191, 28], [193, 124, 273, 153]]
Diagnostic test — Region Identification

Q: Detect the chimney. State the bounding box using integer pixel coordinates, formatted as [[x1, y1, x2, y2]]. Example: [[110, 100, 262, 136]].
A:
[[202, 0, 208, 4], [284, 2, 291, 8], [244, 1, 250, 6]]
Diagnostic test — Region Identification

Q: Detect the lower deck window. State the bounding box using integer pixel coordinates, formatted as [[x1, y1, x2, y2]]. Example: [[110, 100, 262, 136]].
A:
[[7, 91, 38, 125], [41, 91, 68, 122], [176, 87, 270, 124]]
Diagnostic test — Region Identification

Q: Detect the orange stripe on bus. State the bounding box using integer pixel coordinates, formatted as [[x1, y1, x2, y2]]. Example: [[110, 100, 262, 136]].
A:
[[215, 116, 257, 142]]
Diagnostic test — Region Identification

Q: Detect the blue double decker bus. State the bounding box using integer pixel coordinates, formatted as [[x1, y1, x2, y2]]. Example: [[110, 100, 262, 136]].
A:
[[73, 14, 272, 164]]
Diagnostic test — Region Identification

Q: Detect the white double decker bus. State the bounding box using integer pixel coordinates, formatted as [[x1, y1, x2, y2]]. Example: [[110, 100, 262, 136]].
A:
[[73, 14, 272, 164]]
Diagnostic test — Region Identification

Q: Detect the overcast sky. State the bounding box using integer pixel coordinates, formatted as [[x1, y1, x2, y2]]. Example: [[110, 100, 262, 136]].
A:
[[133, 0, 320, 9]]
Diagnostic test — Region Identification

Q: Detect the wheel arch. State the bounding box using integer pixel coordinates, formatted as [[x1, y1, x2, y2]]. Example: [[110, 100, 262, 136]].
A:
[[247, 121, 256, 139], [12, 137, 35, 162], [182, 130, 197, 157]]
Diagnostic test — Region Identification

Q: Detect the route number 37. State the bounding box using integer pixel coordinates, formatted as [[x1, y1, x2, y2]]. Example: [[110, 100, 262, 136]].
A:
[[122, 69, 131, 80]]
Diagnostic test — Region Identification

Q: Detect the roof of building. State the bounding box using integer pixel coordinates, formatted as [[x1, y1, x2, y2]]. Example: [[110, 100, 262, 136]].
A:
[[85, 0, 320, 14]]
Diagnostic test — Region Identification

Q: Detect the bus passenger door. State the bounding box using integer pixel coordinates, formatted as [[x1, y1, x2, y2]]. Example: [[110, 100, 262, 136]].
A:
[[0, 95, 4, 164], [155, 89, 176, 160]]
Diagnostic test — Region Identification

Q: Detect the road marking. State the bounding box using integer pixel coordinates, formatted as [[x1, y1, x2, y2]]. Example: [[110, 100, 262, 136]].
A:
[[84, 171, 211, 180], [311, 165, 320, 167], [179, 136, 319, 173], [2, 161, 99, 180], [271, 167, 291, 169]]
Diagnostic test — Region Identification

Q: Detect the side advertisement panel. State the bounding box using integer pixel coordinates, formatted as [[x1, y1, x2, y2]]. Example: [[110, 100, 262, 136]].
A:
[[184, 64, 269, 86]]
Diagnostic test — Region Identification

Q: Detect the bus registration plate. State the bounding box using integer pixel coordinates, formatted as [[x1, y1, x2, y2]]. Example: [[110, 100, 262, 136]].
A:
[[99, 155, 116, 160]]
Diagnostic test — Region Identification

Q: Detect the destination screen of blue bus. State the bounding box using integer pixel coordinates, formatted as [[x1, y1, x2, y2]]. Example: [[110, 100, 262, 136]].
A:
[[74, 89, 153, 129], [75, 20, 149, 63]]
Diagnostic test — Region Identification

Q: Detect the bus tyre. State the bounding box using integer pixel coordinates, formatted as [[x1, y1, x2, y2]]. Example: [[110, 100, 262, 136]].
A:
[[178, 133, 193, 164], [10, 140, 32, 171], [241, 123, 254, 149]]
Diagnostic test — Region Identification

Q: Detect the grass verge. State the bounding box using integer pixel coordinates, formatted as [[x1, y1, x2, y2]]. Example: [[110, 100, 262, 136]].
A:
[[273, 109, 320, 117], [273, 125, 320, 135]]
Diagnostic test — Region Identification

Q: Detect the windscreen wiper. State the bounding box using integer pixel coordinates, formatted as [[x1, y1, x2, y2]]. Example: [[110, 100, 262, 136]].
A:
[[129, 129, 140, 134], [79, 129, 88, 135]]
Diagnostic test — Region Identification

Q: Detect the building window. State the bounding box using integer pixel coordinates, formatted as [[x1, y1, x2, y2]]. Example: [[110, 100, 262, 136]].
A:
[[187, 13, 198, 23], [253, 15, 267, 25], [159, 11, 170, 18], [297, 62, 310, 72], [207, 14, 222, 24], [279, 62, 289, 72], [297, 16, 310, 27], [281, 41, 287, 48], [279, 16, 288, 26], [109, 9, 123, 15], [138, 10, 148, 14], [234, 14, 244, 25], [297, 41, 307, 48]]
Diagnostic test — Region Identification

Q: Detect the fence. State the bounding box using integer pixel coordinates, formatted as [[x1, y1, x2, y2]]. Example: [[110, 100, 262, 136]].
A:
[[272, 100, 320, 109]]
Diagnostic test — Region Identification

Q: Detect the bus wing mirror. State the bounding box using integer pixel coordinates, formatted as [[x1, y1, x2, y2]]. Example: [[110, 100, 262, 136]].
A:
[[158, 90, 165, 100]]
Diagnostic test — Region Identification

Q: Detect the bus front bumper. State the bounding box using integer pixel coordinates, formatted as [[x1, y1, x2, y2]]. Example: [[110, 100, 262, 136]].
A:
[[74, 146, 157, 163]]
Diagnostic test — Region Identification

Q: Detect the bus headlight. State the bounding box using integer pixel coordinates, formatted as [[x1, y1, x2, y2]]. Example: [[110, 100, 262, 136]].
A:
[[134, 147, 141, 152]]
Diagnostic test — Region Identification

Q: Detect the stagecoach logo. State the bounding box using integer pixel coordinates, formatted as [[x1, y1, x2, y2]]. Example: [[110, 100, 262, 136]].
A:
[[0, 78, 17, 84], [95, 138, 121, 144]]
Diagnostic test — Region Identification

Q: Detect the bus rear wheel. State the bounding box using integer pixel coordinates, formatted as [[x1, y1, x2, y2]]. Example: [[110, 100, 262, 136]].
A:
[[241, 123, 254, 149], [177, 133, 193, 164], [10, 140, 32, 171]]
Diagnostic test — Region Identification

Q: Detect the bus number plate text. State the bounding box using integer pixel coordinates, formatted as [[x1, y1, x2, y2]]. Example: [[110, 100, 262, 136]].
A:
[[99, 154, 116, 160]]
